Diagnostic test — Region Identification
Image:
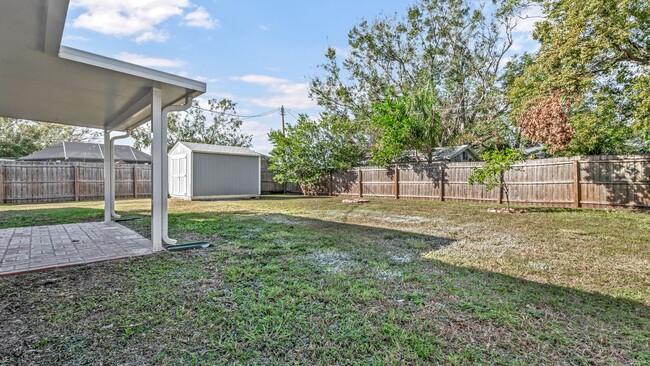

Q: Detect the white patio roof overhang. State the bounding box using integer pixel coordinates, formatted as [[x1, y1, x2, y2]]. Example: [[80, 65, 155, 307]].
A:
[[0, 0, 207, 250]]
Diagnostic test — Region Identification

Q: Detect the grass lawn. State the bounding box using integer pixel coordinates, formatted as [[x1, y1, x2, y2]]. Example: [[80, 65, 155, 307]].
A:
[[0, 196, 648, 365]]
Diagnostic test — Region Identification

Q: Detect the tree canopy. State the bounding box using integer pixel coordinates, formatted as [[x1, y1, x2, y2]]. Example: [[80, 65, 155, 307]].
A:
[[310, 0, 521, 160], [270, 0, 650, 188], [131, 98, 253, 151], [0, 118, 99, 158], [369, 85, 447, 165], [267, 114, 365, 193], [506, 0, 650, 155]]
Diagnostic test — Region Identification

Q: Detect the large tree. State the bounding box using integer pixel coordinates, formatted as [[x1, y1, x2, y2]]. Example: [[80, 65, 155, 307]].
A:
[[310, 0, 522, 157], [0, 117, 99, 158], [370, 85, 448, 165], [506, 0, 650, 155], [131, 98, 253, 151], [267, 114, 365, 193]]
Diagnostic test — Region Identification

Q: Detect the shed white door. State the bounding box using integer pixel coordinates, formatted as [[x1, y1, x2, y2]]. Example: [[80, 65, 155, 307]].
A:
[[170, 155, 187, 196]]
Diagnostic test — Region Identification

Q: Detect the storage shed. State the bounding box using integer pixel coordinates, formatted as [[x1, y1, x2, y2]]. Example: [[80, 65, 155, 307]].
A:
[[168, 142, 262, 200]]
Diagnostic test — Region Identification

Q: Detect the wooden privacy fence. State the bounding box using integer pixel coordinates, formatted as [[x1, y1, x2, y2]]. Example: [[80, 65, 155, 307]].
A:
[[0, 162, 151, 204], [287, 155, 650, 209], [260, 157, 285, 194]]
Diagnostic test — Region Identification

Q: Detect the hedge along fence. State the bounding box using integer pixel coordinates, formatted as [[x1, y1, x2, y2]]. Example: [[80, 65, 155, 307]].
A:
[[0, 161, 151, 204], [286, 155, 650, 209]]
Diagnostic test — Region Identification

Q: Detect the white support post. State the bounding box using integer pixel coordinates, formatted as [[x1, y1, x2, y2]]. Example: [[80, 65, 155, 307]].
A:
[[161, 112, 173, 245], [160, 97, 192, 245], [151, 87, 164, 251], [109, 132, 129, 219], [103, 130, 113, 222]]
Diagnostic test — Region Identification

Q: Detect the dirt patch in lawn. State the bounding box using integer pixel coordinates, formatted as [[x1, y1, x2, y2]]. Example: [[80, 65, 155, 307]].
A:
[[259, 214, 306, 226], [311, 251, 357, 273]]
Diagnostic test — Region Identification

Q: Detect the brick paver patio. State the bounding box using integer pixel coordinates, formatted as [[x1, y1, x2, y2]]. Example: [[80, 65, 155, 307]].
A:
[[0, 222, 153, 276]]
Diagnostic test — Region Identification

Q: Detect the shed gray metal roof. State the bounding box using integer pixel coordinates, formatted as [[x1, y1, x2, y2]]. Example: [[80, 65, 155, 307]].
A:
[[19, 142, 151, 163], [178, 142, 262, 157]]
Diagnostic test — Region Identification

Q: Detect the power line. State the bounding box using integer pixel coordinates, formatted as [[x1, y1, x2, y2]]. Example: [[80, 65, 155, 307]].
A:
[[191, 106, 281, 120], [281, 105, 286, 135], [285, 109, 301, 121]]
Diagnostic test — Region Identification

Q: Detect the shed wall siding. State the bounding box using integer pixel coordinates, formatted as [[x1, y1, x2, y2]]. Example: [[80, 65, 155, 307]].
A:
[[192, 153, 260, 197]]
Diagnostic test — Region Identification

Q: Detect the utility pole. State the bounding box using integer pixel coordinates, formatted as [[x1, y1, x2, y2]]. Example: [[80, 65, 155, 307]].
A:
[[280, 105, 287, 194], [281, 105, 286, 135]]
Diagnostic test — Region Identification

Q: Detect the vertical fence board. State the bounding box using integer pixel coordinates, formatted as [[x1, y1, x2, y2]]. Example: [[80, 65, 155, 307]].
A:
[[0, 165, 4, 203]]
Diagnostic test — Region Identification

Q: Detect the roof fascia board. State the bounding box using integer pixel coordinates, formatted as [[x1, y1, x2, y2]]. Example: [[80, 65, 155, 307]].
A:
[[105, 89, 153, 131], [445, 145, 469, 160], [110, 91, 201, 131], [192, 150, 262, 157], [43, 0, 69, 56], [59, 46, 207, 92]]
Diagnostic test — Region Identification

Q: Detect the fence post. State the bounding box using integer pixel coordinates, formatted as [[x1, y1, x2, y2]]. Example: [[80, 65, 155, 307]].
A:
[[394, 166, 400, 199], [498, 172, 504, 205], [329, 172, 333, 196], [0, 165, 4, 204], [573, 160, 581, 208], [358, 168, 363, 197], [74, 165, 80, 201], [133, 165, 138, 198], [439, 164, 445, 202]]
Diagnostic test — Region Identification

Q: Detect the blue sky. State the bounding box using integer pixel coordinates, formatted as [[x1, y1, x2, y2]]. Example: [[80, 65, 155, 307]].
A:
[[63, 0, 538, 153]]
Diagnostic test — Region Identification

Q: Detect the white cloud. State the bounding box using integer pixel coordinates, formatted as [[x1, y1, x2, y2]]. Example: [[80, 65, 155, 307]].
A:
[[232, 75, 317, 110], [233, 75, 286, 85], [241, 120, 273, 154], [242, 120, 271, 138], [510, 34, 528, 52], [70, 0, 217, 42], [238, 108, 254, 115], [135, 30, 170, 43], [183, 7, 218, 29], [258, 24, 271, 31], [514, 5, 544, 33], [70, 0, 189, 39], [331, 46, 351, 59], [203, 91, 237, 100], [499, 5, 544, 55], [195, 76, 219, 83], [115, 52, 184, 68], [62, 34, 89, 42]]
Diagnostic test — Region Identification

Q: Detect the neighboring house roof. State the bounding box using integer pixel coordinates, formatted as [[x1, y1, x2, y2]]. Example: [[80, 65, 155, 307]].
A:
[[428, 145, 477, 161], [361, 145, 478, 165], [175, 142, 262, 157], [19, 142, 151, 163], [398, 145, 478, 162], [523, 145, 547, 158]]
